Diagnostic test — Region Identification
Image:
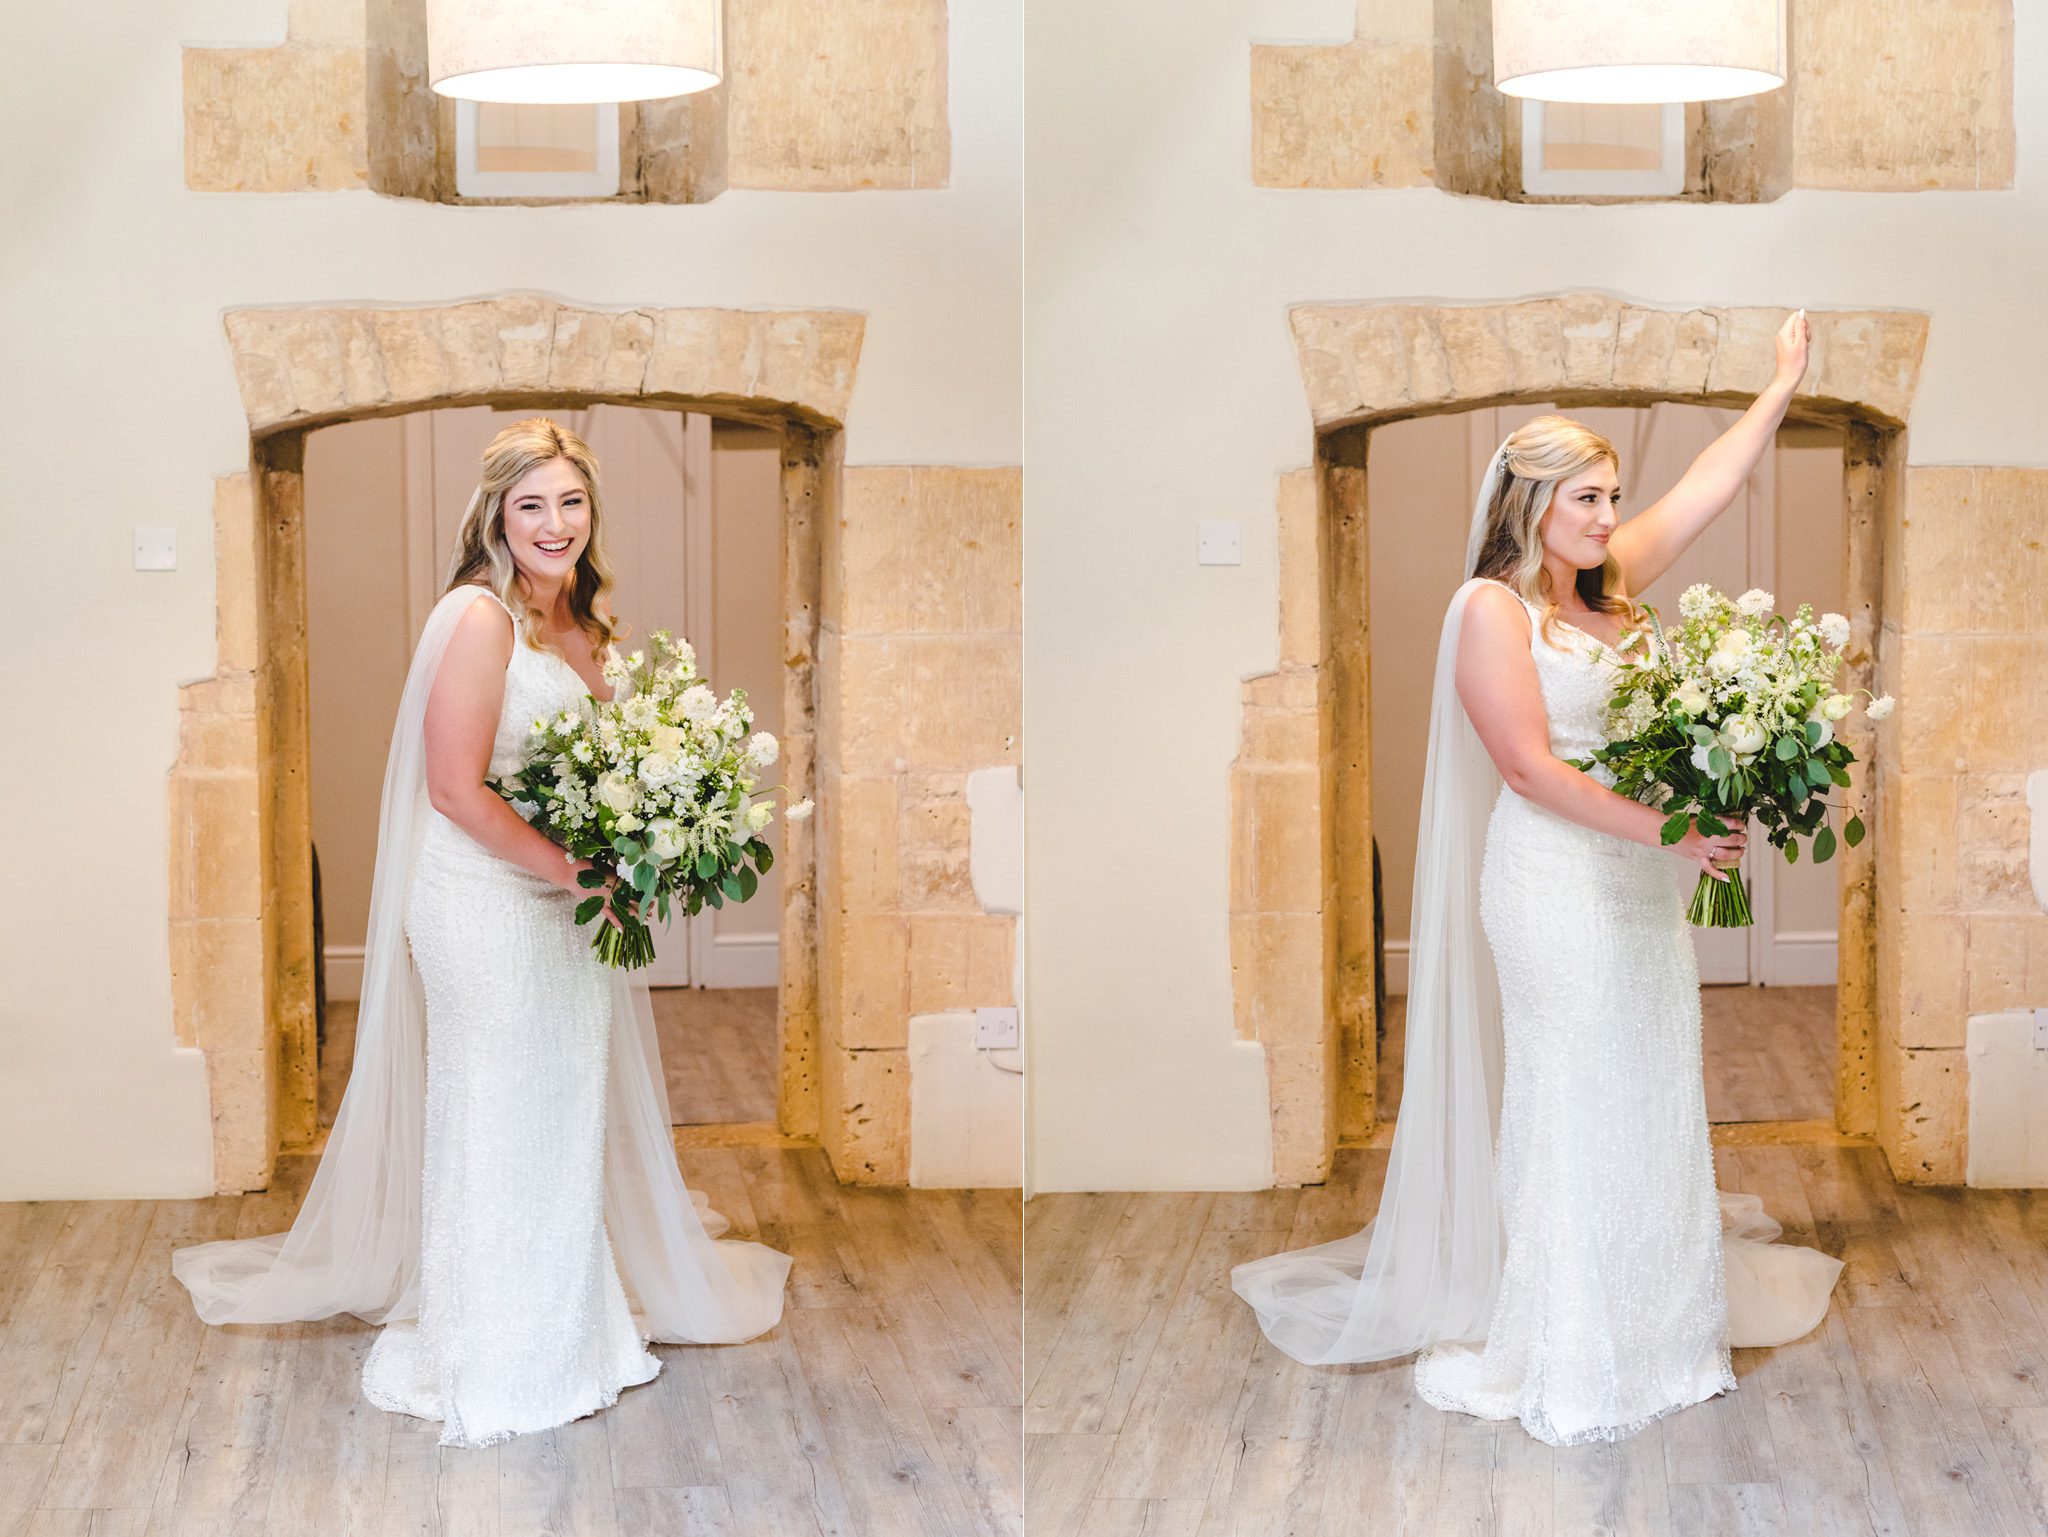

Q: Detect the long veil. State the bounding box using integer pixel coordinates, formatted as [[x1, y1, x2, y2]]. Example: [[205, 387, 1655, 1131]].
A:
[[1230, 438, 1842, 1365], [171, 583, 790, 1345], [1227, 447, 1514, 1365]]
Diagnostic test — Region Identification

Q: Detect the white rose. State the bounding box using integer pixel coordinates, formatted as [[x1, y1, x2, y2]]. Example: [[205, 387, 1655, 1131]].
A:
[[1866, 693, 1895, 721], [747, 731, 780, 767], [638, 751, 682, 788], [645, 818, 687, 861], [745, 802, 775, 833], [1707, 629, 1751, 675], [596, 771, 639, 815], [1819, 612, 1851, 648], [615, 812, 643, 833], [1820, 693, 1853, 721], [784, 797, 815, 822], [1807, 714, 1834, 749], [1735, 588, 1775, 617], [1673, 681, 1709, 715], [680, 685, 718, 723], [648, 722, 687, 756], [1719, 714, 1767, 757]]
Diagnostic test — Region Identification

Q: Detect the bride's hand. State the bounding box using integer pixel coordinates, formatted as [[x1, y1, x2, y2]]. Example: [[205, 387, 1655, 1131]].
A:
[[1773, 308, 1810, 387], [566, 857, 629, 932], [1675, 825, 1747, 883]]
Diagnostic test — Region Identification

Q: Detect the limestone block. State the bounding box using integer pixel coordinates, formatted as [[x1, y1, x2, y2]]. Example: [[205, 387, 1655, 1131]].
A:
[[838, 468, 916, 634], [205, 1046, 278, 1194], [1234, 911, 1325, 1043], [487, 296, 563, 394], [211, 477, 263, 675], [1702, 308, 1787, 398], [184, 46, 370, 192], [1885, 1046, 1968, 1185], [1240, 707, 1319, 770], [1242, 668, 1319, 712], [1436, 307, 1516, 401], [1965, 915, 2048, 1017], [1893, 634, 1970, 776], [727, 0, 949, 190], [903, 636, 1020, 770], [1958, 775, 2035, 913], [1250, 40, 1434, 190], [1793, 0, 2014, 192], [1611, 307, 1719, 396], [820, 1046, 910, 1184], [1969, 468, 2048, 634], [1964, 637, 2048, 774], [899, 775, 976, 912], [906, 914, 1013, 1016], [168, 919, 265, 1052], [1265, 1037, 1337, 1188], [910, 469, 1022, 636], [179, 675, 258, 716], [372, 308, 457, 404], [168, 774, 264, 923], [1895, 469, 1976, 632], [834, 774, 901, 914], [1276, 470, 1321, 667], [823, 633, 907, 774], [176, 703, 259, 776], [1805, 313, 1930, 428], [1243, 767, 1322, 916], [548, 308, 655, 397], [835, 915, 908, 1051], [1894, 775, 1959, 915], [1895, 914, 1968, 1050]]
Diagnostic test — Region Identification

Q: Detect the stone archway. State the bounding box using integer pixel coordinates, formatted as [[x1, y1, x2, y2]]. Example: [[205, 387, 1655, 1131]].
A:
[[1230, 295, 1942, 1186], [170, 297, 864, 1193]]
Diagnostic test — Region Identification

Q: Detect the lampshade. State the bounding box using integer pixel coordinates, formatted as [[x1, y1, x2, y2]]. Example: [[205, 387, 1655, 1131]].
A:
[[427, 0, 722, 104], [1493, 0, 1784, 104]]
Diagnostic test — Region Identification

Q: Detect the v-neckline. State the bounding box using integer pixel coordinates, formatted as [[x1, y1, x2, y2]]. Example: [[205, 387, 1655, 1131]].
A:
[[536, 639, 614, 703], [1479, 578, 1628, 658]]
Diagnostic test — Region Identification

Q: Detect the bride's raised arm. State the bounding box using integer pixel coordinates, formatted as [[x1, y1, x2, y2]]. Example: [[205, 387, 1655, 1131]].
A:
[[1607, 309, 1811, 594]]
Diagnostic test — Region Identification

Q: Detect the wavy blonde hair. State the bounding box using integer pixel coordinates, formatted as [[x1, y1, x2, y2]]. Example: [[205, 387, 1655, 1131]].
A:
[[1468, 413, 1644, 650], [443, 416, 627, 658]]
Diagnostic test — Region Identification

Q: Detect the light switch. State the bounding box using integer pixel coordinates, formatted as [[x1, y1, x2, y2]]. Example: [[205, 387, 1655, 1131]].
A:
[[135, 527, 177, 571], [974, 1006, 1019, 1050], [1197, 520, 1241, 566]]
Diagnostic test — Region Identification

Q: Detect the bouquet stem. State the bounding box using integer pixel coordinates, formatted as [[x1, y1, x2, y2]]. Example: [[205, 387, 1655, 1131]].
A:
[[1687, 867, 1754, 928], [592, 916, 657, 969]]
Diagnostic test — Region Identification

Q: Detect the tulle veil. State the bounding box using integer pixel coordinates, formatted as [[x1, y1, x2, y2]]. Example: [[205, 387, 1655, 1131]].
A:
[[170, 583, 791, 1345], [1229, 436, 1842, 1366]]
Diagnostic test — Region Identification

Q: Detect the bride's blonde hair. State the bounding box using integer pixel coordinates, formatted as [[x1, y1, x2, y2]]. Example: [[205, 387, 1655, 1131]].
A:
[[1468, 413, 1643, 650], [443, 416, 627, 657]]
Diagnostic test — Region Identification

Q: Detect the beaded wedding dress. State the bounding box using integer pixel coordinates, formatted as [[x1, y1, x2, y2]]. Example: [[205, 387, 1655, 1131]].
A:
[[174, 584, 790, 1449], [1231, 447, 1842, 1447]]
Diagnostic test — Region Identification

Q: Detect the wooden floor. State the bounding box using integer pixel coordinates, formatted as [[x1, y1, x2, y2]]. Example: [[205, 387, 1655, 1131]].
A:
[[1026, 1143, 2048, 1537], [1377, 984, 1836, 1127], [320, 986, 779, 1131], [0, 1147, 1022, 1537]]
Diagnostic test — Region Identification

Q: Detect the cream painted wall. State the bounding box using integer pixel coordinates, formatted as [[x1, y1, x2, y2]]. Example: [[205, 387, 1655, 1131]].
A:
[[1023, 0, 2048, 1192], [0, 0, 1019, 1200]]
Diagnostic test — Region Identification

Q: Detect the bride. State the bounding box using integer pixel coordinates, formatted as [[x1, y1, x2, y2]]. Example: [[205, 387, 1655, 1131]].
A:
[[172, 417, 791, 1449], [1232, 311, 1843, 1447]]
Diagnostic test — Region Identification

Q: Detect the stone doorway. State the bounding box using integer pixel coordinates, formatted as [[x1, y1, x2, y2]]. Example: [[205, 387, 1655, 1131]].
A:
[[1230, 296, 1933, 1187], [168, 298, 864, 1193]]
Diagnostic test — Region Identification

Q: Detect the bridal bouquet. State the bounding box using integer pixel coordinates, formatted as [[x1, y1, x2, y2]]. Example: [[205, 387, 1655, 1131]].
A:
[[1567, 583, 1895, 928], [488, 629, 813, 968]]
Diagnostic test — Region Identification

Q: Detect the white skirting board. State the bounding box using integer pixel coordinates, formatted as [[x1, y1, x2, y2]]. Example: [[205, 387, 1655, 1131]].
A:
[[322, 933, 779, 1000], [1380, 931, 1839, 994]]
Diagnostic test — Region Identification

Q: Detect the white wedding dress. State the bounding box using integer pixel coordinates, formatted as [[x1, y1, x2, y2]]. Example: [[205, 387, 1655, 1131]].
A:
[[173, 583, 790, 1450], [1230, 443, 1841, 1448]]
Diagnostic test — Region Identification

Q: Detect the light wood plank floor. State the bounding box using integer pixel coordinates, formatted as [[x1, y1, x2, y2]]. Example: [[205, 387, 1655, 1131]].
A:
[[1026, 1143, 2048, 1536], [0, 1148, 1021, 1537], [1378, 984, 1836, 1127], [320, 987, 779, 1131]]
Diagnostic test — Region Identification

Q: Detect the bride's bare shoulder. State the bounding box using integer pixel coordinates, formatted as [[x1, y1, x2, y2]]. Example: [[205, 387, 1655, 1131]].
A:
[[441, 585, 516, 666], [1461, 578, 1531, 632]]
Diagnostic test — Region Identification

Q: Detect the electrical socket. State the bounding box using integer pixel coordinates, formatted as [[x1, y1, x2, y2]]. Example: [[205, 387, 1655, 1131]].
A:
[[974, 1006, 1019, 1050]]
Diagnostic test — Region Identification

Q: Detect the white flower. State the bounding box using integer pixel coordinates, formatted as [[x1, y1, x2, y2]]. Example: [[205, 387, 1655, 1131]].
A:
[[1807, 714, 1834, 749], [623, 694, 660, 730], [1867, 693, 1895, 721], [680, 685, 718, 723], [1719, 714, 1767, 757], [1735, 588, 1775, 618], [648, 722, 687, 756], [572, 740, 594, 764], [1673, 681, 1709, 715], [1819, 612, 1851, 648], [645, 818, 688, 861], [1679, 583, 1716, 621], [615, 812, 644, 833], [1820, 693, 1853, 721], [596, 771, 639, 815], [1707, 629, 1752, 675], [639, 751, 683, 788], [747, 731, 780, 767], [1690, 742, 1715, 773], [784, 797, 815, 822], [745, 802, 775, 833]]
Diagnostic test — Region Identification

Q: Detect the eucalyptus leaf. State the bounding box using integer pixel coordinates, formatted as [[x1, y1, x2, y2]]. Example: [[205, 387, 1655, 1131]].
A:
[[1845, 814, 1866, 848], [1813, 824, 1837, 864]]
